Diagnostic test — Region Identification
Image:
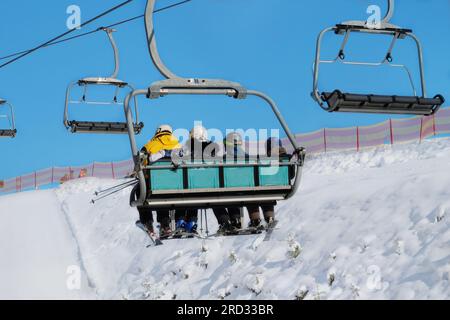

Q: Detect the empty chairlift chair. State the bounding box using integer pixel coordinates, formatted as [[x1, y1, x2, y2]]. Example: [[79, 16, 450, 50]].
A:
[[0, 99, 17, 138], [126, 0, 306, 211], [312, 0, 445, 115], [64, 28, 143, 134]]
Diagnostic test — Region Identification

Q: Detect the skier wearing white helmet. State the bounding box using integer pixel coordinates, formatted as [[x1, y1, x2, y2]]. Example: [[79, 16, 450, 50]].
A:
[[174, 125, 236, 235], [190, 125, 209, 143]]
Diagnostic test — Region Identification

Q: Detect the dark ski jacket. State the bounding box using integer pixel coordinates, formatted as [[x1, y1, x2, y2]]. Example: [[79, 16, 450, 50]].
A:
[[183, 139, 221, 162]]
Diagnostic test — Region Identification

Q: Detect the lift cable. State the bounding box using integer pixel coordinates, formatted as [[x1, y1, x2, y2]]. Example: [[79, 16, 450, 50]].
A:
[[0, 0, 192, 67]]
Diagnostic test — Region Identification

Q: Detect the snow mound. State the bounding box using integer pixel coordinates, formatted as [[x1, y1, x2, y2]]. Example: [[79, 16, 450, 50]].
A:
[[1, 138, 450, 300]]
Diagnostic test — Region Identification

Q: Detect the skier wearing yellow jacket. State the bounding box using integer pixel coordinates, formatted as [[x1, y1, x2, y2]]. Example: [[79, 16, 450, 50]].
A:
[[142, 124, 182, 164], [137, 124, 183, 236]]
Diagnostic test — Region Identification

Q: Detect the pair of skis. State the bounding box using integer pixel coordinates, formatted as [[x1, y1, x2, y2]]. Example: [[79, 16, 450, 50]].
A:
[[136, 221, 205, 247], [136, 221, 163, 247], [210, 221, 279, 242], [137, 220, 278, 247]]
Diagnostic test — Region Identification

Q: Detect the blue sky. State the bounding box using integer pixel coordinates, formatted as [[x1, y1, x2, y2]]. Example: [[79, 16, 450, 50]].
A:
[[0, 0, 449, 179]]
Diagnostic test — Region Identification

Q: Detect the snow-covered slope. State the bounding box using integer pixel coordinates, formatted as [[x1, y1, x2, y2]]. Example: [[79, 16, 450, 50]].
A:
[[0, 190, 90, 299], [1, 138, 449, 300]]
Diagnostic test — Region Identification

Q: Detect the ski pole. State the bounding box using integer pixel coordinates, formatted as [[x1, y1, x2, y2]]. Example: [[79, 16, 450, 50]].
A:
[[91, 181, 138, 204], [205, 209, 209, 236], [200, 209, 203, 235], [94, 179, 137, 195], [95, 179, 137, 195], [92, 188, 125, 204]]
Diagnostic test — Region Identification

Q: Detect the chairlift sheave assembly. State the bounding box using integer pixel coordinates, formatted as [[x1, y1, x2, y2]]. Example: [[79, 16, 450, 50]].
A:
[[64, 28, 144, 134], [0, 98, 17, 138], [125, 0, 306, 212], [312, 0, 445, 115]]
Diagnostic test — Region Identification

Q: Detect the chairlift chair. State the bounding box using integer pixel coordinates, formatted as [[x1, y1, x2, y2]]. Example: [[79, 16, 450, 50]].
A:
[[0, 99, 17, 138], [312, 0, 445, 115], [64, 28, 144, 134], [125, 0, 306, 211]]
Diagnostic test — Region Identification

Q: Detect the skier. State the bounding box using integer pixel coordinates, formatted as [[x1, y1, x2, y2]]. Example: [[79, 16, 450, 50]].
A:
[[246, 137, 288, 229], [136, 124, 184, 237], [222, 131, 249, 230], [78, 168, 88, 178], [174, 125, 236, 234]]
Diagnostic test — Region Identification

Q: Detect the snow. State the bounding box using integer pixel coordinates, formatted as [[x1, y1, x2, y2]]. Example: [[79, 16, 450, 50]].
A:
[[0, 191, 90, 299], [1, 138, 450, 300]]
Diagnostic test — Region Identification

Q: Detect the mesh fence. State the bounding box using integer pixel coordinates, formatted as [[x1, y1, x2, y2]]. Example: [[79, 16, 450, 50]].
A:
[[1, 107, 449, 194]]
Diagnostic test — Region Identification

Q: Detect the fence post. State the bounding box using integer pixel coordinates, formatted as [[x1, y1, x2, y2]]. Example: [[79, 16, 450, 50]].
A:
[[356, 126, 360, 152], [389, 119, 394, 145], [419, 117, 424, 143], [111, 162, 116, 179], [16, 177, 21, 193], [92, 163, 95, 177], [433, 114, 437, 136], [51, 167, 54, 184], [323, 128, 327, 153], [34, 171, 37, 190]]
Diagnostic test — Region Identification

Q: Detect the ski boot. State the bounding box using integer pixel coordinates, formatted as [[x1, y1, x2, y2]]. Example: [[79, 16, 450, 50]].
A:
[[136, 221, 163, 247], [217, 220, 238, 236], [172, 219, 187, 238], [230, 218, 242, 230], [137, 220, 154, 235], [159, 226, 173, 239], [265, 217, 277, 229], [174, 221, 197, 238], [185, 221, 198, 234], [248, 219, 265, 232]]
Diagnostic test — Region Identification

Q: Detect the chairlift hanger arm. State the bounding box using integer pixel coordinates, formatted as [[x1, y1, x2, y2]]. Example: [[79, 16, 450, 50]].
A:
[[383, 0, 395, 23], [71, 28, 123, 85], [340, 0, 398, 30], [102, 28, 120, 79], [145, 0, 180, 79], [143, 0, 301, 151]]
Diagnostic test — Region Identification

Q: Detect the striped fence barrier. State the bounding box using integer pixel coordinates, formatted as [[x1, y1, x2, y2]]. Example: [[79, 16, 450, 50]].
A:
[[1, 107, 449, 194]]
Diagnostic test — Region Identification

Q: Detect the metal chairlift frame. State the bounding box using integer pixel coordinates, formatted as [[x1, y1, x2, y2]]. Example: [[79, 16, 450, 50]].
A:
[[0, 99, 17, 138], [64, 28, 144, 134], [312, 0, 445, 115], [124, 0, 306, 209]]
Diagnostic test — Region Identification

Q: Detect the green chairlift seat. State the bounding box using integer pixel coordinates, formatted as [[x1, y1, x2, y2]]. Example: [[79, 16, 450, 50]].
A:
[[131, 157, 302, 211]]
